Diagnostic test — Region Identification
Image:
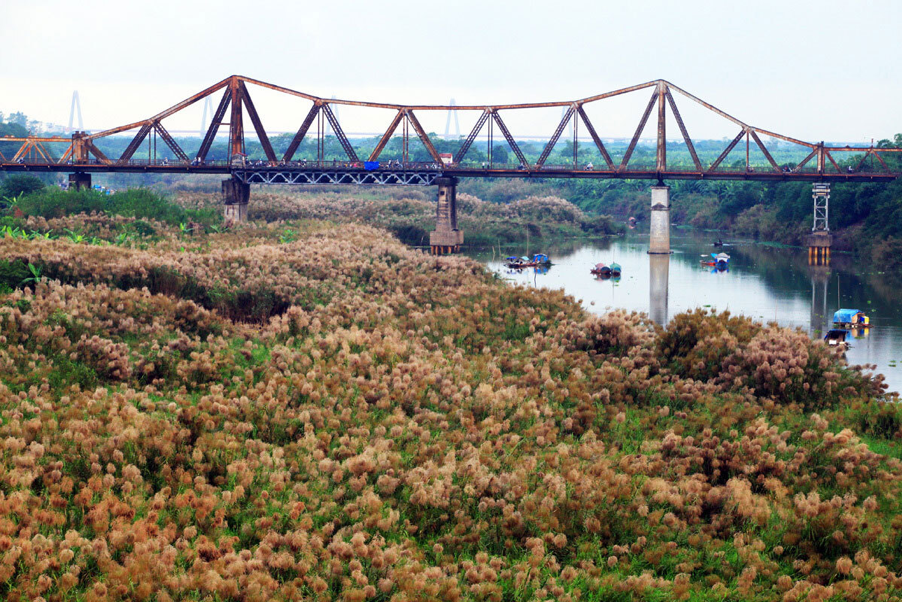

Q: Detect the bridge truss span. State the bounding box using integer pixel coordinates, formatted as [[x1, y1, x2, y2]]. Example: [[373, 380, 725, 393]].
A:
[[0, 75, 899, 182]]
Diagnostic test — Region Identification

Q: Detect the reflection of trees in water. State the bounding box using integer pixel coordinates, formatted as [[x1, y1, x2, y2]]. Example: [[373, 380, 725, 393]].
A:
[[721, 242, 902, 312], [665, 231, 902, 314]]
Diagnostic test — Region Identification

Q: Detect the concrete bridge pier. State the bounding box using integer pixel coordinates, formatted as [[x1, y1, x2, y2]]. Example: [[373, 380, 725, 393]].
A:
[[222, 178, 250, 223], [69, 172, 91, 191], [648, 185, 671, 254], [429, 176, 464, 254]]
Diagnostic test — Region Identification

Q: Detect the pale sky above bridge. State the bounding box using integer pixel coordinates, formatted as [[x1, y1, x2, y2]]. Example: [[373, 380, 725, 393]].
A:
[[1, 0, 899, 144]]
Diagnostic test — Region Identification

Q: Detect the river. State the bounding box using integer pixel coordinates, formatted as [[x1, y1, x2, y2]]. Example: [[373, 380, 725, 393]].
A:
[[466, 229, 902, 394]]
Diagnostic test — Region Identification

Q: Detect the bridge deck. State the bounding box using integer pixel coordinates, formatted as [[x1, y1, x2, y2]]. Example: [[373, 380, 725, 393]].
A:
[[0, 161, 896, 183]]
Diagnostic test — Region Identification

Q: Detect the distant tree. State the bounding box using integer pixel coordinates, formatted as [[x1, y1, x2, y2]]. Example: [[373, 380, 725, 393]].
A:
[[492, 144, 509, 165], [1, 174, 45, 199], [0, 112, 28, 137]]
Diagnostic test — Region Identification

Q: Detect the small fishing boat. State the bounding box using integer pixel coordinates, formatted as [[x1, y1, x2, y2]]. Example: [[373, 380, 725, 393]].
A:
[[833, 309, 870, 328], [610, 262, 622, 276], [824, 329, 850, 350], [532, 253, 551, 266], [506, 254, 552, 269], [591, 263, 611, 277]]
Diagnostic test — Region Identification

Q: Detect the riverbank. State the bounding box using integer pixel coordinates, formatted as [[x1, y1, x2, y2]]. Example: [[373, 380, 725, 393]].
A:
[[173, 187, 623, 247], [1, 199, 902, 599]]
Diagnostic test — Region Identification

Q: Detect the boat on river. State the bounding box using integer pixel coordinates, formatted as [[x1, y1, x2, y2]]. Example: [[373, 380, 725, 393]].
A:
[[591, 263, 611, 277], [701, 252, 730, 268], [506, 254, 552, 269], [833, 309, 870, 328]]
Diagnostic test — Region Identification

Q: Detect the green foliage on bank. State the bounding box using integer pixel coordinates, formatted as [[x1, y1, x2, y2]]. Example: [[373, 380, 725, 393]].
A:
[[15, 187, 221, 227], [1, 174, 45, 200]]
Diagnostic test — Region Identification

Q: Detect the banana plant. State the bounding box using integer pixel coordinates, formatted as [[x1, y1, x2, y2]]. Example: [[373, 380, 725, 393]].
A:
[[20, 263, 42, 286], [279, 228, 296, 244], [1, 225, 22, 238], [65, 229, 85, 244], [1, 194, 22, 210]]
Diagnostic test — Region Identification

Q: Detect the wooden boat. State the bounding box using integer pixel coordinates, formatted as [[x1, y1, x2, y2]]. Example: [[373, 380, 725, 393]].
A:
[[506, 254, 552, 269], [532, 253, 551, 266], [591, 263, 611, 276], [833, 309, 870, 328]]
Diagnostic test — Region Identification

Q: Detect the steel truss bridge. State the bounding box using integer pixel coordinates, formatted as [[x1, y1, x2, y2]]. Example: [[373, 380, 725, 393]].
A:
[[1, 75, 900, 183]]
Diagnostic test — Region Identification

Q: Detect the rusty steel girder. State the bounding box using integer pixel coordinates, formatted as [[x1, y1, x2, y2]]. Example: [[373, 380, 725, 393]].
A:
[[1, 75, 900, 182]]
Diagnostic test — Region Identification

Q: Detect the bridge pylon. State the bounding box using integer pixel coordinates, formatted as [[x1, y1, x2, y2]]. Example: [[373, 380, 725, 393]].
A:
[[429, 177, 463, 254], [648, 185, 671, 254], [222, 178, 250, 223], [68, 172, 91, 191]]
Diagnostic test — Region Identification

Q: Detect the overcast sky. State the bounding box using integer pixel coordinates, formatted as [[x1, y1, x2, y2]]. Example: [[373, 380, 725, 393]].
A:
[[1, 0, 899, 143]]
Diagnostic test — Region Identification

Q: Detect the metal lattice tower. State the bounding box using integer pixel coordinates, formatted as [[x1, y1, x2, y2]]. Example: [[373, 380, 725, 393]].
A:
[[200, 96, 214, 137], [812, 183, 830, 231], [68, 91, 83, 132], [444, 99, 460, 139]]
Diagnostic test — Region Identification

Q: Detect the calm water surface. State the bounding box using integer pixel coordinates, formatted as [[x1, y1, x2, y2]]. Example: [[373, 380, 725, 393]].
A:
[[466, 230, 902, 393]]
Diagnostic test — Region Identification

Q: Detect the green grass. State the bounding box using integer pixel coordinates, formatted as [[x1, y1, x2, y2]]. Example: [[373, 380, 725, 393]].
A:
[[17, 187, 221, 227]]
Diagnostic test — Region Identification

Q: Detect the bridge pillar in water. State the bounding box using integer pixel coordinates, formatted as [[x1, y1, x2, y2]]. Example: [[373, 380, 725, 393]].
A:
[[648, 185, 671, 254], [68, 172, 91, 191], [429, 176, 463, 254], [222, 178, 250, 223], [808, 183, 831, 265]]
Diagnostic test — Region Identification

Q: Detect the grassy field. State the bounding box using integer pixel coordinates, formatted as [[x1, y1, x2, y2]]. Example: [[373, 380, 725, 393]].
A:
[[0, 189, 902, 600], [172, 187, 623, 249]]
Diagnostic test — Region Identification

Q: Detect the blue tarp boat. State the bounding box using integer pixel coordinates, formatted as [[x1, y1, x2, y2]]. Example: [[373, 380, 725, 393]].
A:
[[833, 309, 870, 327]]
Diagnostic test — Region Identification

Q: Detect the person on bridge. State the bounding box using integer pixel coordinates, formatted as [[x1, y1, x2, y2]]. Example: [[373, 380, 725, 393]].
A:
[[585, 162, 594, 170]]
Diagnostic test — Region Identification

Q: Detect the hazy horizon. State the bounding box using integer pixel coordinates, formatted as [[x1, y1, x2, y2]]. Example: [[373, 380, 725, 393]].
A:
[[2, 0, 899, 144]]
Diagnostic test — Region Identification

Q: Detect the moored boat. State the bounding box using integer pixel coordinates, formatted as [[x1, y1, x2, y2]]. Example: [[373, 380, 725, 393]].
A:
[[833, 309, 870, 328], [506, 253, 552, 269], [591, 262, 611, 277]]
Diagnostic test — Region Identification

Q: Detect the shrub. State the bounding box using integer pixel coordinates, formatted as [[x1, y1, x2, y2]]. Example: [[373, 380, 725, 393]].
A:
[[0, 213, 897, 600], [1, 173, 45, 200], [17, 187, 220, 227]]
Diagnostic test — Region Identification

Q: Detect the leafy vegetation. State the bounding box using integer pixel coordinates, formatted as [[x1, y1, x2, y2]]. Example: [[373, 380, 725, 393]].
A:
[[0, 208, 901, 600], [15, 187, 220, 228], [0, 174, 45, 200]]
